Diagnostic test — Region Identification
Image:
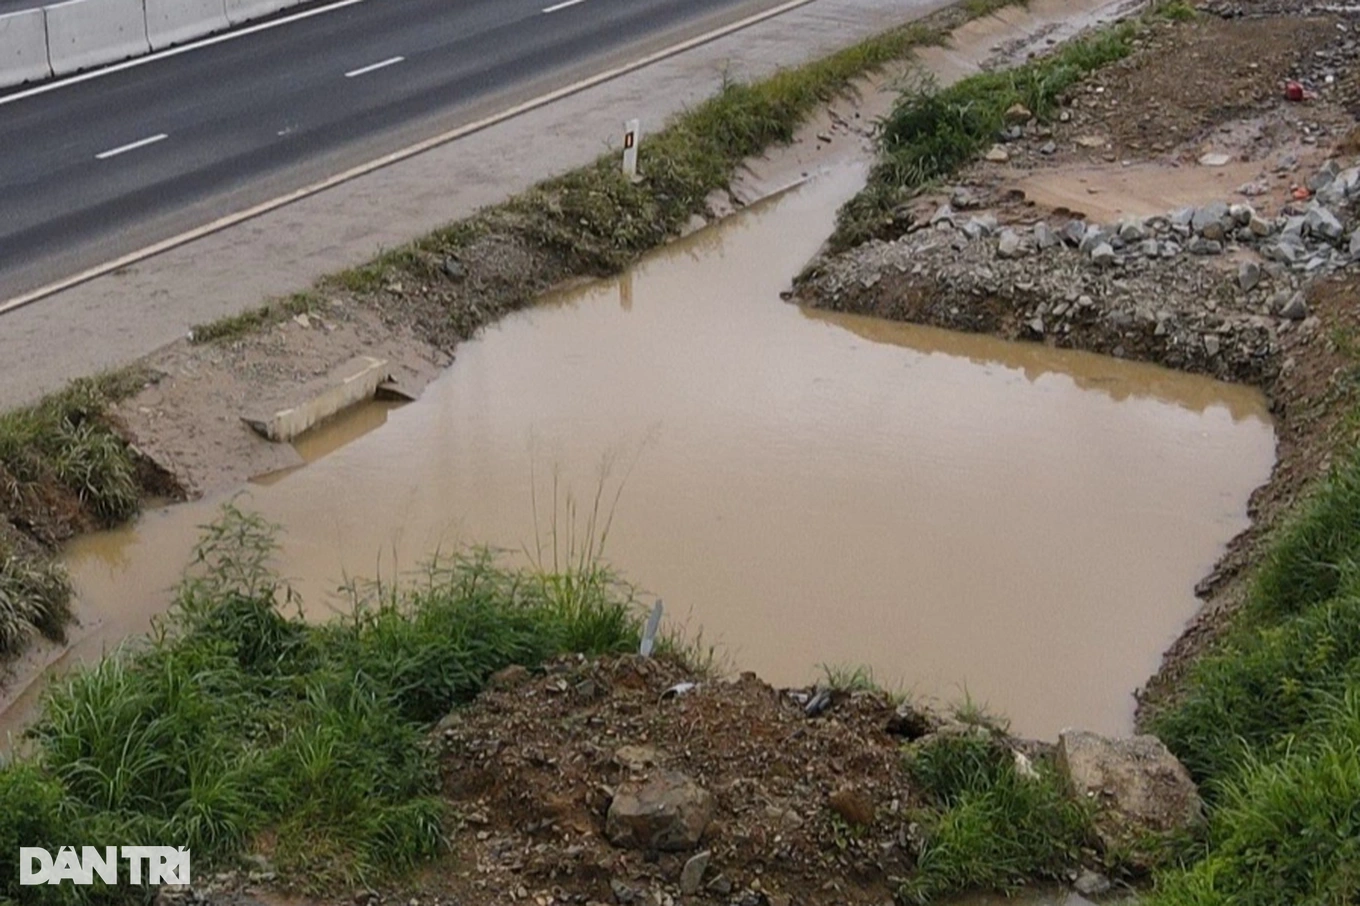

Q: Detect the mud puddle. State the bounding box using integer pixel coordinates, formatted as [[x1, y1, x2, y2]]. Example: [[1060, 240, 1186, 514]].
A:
[[6, 165, 1275, 742]]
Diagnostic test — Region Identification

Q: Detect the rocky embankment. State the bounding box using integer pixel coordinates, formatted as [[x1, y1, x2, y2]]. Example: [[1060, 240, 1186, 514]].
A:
[[798, 158, 1360, 390], [168, 655, 1207, 906]]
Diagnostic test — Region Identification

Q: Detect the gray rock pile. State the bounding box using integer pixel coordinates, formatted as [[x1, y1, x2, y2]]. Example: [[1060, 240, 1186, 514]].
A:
[[800, 162, 1360, 383], [949, 170, 1360, 281]]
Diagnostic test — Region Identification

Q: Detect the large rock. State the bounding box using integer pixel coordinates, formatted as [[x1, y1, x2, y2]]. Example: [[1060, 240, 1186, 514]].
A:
[[1056, 731, 1203, 862], [1305, 204, 1345, 242], [1191, 201, 1229, 235], [606, 770, 714, 851], [1279, 291, 1309, 321], [996, 229, 1026, 259]]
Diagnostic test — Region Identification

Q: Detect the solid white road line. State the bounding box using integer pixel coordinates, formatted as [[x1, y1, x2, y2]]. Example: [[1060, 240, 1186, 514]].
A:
[[542, 0, 586, 12], [94, 133, 169, 160], [344, 55, 405, 78], [0, 0, 369, 109], [0, 0, 821, 317]]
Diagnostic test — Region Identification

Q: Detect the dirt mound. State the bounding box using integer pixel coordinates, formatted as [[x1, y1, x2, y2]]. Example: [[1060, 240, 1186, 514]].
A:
[[428, 655, 928, 906]]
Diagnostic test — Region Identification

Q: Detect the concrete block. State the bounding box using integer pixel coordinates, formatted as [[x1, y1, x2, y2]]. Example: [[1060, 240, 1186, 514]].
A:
[[243, 356, 391, 443], [0, 9, 51, 88], [145, 0, 229, 50], [44, 0, 149, 76]]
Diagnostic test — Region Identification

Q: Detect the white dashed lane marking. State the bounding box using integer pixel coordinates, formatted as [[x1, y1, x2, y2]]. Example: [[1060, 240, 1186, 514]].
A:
[[345, 56, 405, 78], [95, 133, 168, 160]]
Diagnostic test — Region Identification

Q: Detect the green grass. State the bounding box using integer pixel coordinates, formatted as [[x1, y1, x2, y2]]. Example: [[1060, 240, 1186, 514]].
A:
[[1150, 0, 1197, 22], [0, 375, 144, 525], [0, 369, 152, 660], [820, 662, 885, 693], [960, 0, 1027, 16], [899, 731, 1094, 903], [188, 292, 320, 344], [0, 502, 646, 902], [0, 550, 70, 653], [831, 20, 1138, 250], [1146, 441, 1360, 904]]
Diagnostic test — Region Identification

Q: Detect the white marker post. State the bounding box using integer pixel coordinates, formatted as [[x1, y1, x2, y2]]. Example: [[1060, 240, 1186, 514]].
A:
[[622, 118, 640, 180], [639, 599, 663, 657]]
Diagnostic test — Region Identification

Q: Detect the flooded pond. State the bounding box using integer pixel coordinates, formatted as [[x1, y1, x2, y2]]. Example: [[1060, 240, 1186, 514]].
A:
[[12, 167, 1275, 740]]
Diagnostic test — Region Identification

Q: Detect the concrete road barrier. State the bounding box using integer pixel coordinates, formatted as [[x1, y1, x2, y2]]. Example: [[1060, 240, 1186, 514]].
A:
[[243, 356, 391, 443], [0, 9, 52, 88], [224, 0, 297, 27], [145, 0, 230, 51], [45, 0, 150, 76]]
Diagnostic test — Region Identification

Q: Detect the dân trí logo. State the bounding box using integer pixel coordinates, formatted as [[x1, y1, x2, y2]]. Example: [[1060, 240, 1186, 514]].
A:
[[19, 846, 190, 885]]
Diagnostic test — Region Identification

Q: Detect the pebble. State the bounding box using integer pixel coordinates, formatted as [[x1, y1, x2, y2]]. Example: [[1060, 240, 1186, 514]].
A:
[[997, 229, 1025, 259], [1034, 221, 1061, 250], [1280, 291, 1309, 321], [1118, 220, 1146, 242], [1074, 868, 1112, 897], [680, 851, 711, 895]]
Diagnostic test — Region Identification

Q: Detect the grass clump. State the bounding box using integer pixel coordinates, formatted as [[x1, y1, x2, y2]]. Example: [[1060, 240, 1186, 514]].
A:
[[0, 502, 646, 901], [0, 548, 70, 652], [0, 376, 142, 525], [0, 369, 152, 660], [1151, 0, 1198, 22], [1147, 442, 1360, 904], [820, 662, 885, 694], [832, 20, 1138, 250], [960, 0, 1027, 17], [1150, 689, 1360, 906], [189, 292, 320, 344], [899, 731, 1093, 903]]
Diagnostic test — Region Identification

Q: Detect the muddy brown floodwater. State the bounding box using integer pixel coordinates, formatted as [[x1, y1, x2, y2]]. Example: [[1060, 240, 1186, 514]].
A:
[[4, 166, 1275, 742]]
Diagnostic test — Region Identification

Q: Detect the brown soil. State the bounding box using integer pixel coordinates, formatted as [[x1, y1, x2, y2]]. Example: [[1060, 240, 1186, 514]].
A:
[[117, 305, 451, 496], [1045, 15, 1345, 163], [220, 655, 1055, 906], [427, 657, 924, 906]]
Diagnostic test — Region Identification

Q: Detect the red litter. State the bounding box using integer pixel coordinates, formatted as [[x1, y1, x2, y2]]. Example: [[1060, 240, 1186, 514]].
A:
[[1293, 186, 1312, 200], [1285, 81, 1307, 102]]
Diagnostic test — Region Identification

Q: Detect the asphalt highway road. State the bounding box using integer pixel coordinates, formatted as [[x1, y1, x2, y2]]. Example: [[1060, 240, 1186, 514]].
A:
[[0, 0, 788, 301]]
